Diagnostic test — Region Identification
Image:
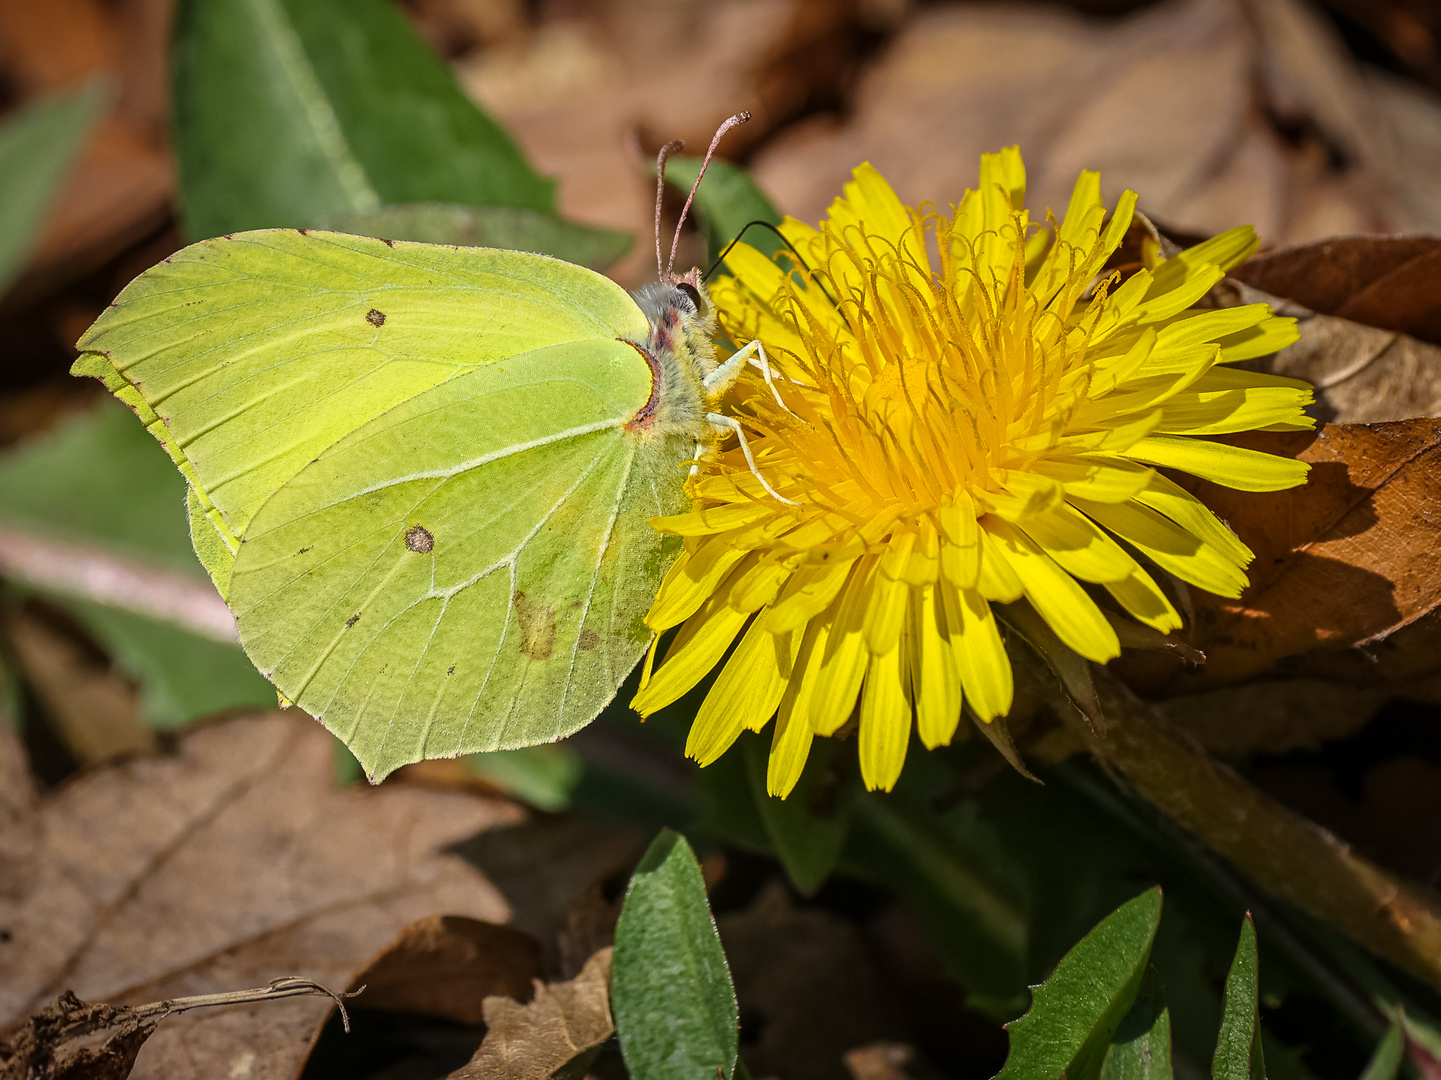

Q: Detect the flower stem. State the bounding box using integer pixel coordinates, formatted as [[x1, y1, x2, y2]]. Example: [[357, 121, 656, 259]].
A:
[[1060, 669, 1441, 989]]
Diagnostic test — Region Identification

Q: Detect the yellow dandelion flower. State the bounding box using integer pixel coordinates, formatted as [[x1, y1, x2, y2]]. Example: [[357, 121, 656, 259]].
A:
[[632, 146, 1312, 797]]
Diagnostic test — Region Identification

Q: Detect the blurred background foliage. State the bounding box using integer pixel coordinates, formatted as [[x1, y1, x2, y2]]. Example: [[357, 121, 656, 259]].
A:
[[4, 1, 1441, 1078]]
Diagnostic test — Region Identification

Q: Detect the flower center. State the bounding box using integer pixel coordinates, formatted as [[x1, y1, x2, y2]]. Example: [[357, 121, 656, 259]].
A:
[[715, 208, 1111, 527]]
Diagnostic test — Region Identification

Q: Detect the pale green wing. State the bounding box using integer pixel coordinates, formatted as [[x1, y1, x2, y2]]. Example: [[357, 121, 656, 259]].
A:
[[74, 229, 651, 592], [228, 338, 691, 780]]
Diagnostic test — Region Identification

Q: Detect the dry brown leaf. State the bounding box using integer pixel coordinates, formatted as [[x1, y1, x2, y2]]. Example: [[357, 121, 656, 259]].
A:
[[448, 946, 614, 1080], [0, 0, 175, 312], [447, 816, 643, 975], [717, 882, 905, 1080], [3, 603, 153, 767], [456, 0, 824, 286], [1, 979, 351, 1080], [1155, 679, 1387, 757], [843, 1042, 918, 1080], [749, 0, 1438, 247], [342, 914, 542, 1026], [1, 991, 155, 1080], [1232, 236, 1441, 344], [1185, 420, 1441, 684], [1265, 310, 1441, 423], [0, 713, 520, 1080]]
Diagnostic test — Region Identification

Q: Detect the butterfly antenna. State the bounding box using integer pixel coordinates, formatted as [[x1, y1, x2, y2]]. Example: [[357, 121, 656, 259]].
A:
[[654, 139, 685, 282], [666, 111, 751, 281]]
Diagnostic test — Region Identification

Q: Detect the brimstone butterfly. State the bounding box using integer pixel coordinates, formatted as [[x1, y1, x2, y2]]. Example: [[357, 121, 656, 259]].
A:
[[73, 113, 782, 780]]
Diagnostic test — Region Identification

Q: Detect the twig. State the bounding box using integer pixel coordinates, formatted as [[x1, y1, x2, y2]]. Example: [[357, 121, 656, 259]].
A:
[[31, 978, 364, 1046], [128, 977, 364, 1033], [0, 525, 236, 642]]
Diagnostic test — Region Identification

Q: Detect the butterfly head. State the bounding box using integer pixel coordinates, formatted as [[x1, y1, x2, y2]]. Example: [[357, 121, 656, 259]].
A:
[[633, 265, 716, 375], [624, 114, 748, 437]]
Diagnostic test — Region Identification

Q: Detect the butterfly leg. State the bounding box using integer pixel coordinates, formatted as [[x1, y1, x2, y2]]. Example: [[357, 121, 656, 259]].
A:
[[705, 340, 797, 417], [705, 412, 799, 505]]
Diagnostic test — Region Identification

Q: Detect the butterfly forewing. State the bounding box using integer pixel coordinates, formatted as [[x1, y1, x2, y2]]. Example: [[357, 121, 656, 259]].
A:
[[76, 230, 651, 550], [226, 338, 689, 779]]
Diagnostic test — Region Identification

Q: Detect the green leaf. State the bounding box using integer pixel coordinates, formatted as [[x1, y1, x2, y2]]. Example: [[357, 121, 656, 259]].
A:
[[0, 398, 203, 578], [465, 744, 584, 812], [0, 82, 105, 295], [1102, 966, 1175, 1080], [997, 887, 1163, 1080], [743, 734, 849, 896], [61, 599, 274, 730], [848, 794, 1029, 1015], [612, 829, 738, 1080], [321, 204, 631, 270], [1213, 915, 1266, 1080], [664, 155, 784, 267], [171, 0, 552, 239], [1358, 1013, 1405, 1080]]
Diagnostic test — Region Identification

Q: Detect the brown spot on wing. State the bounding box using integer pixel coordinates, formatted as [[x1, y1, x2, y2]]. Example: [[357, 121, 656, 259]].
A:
[[405, 525, 434, 552], [512, 590, 557, 661], [345, 613, 361, 628], [367, 308, 387, 327], [578, 628, 599, 651]]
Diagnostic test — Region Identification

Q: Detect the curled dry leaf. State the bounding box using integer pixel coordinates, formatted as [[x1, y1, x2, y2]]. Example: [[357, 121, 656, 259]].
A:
[[448, 946, 614, 1080], [1217, 245, 1441, 425], [1265, 312, 1441, 424], [1155, 679, 1387, 757], [0, 713, 519, 1080], [1184, 420, 1441, 686], [341, 914, 542, 1026], [1231, 236, 1441, 345], [447, 815, 644, 975], [0, 979, 354, 1080]]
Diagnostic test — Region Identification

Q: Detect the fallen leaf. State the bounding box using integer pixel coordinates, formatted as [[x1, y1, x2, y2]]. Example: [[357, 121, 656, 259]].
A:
[[1232, 236, 1441, 344], [1, 991, 154, 1080], [717, 882, 908, 1080], [1265, 311, 1441, 423], [0, 0, 174, 311], [750, 0, 1437, 247], [342, 915, 543, 1025], [455, 0, 830, 287], [447, 816, 644, 974], [448, 947, 614, 1080], [1204, 277, 1441, 424], [0, 713, 520, 1080], [1, 979, 351, 1080], [1286, 607, 1441, 704], [1184, 421, 1441, 684], [843, 1042, 919, 1080], [1155, 679, 1387, 757], [3, 601, 152, 766]]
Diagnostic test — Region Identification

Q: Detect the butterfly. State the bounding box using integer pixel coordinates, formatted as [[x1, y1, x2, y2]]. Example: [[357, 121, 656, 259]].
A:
[[74, 112, 784, 780]]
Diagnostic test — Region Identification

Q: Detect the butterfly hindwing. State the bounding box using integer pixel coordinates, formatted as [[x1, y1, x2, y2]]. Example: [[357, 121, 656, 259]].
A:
[[227, 338, 690, 779]]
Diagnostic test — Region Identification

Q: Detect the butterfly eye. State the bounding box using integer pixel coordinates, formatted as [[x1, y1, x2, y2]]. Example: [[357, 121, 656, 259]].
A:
[[676, 282, 701, 312]]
